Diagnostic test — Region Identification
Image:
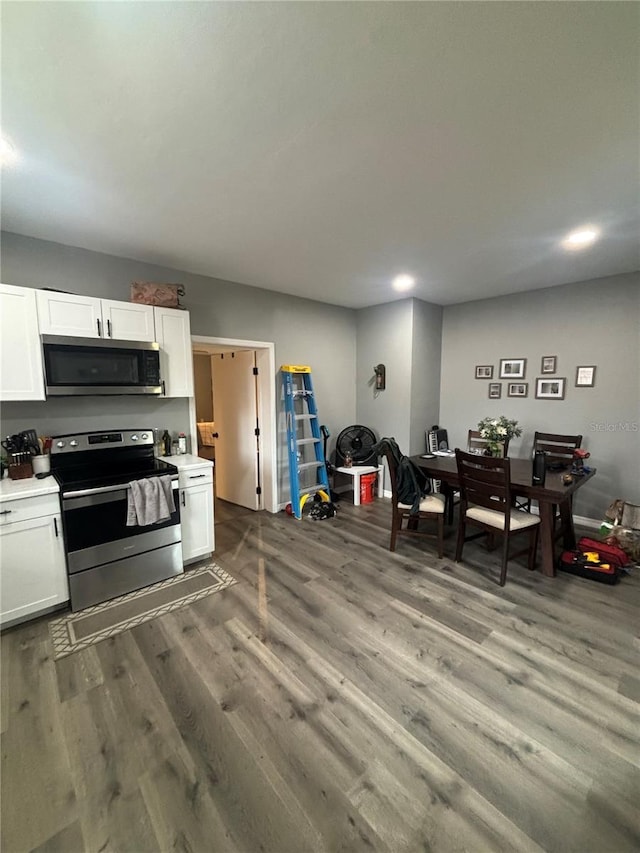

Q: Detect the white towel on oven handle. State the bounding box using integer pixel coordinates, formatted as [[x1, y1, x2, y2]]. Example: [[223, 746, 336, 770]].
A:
[[126, 475, 176, 526]]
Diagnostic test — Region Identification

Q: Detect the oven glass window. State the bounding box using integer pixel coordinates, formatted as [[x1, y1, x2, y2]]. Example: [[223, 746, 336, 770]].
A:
[[64, 492, 179, 553]]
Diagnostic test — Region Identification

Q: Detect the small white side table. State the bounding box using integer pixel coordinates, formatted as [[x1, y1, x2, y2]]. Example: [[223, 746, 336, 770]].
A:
[[333, 465, 384, 506]]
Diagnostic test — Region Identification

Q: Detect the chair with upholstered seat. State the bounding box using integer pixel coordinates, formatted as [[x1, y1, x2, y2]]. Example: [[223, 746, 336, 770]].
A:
[[383, 446, 445, 557], [454, 449, 539, 586]]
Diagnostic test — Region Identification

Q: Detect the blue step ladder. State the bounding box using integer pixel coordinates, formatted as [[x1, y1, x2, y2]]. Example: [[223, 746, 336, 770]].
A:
[[281, 365, 330, 519]]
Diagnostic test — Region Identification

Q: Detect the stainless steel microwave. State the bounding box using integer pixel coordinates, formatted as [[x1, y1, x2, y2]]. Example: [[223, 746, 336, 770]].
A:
[[42, 335, 162, 396]]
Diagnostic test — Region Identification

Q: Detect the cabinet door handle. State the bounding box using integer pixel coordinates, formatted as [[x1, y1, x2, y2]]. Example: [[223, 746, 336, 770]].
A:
[[107, 319, 112, 337], [54, 517, 59, 537], [189, 474, 206, 479], [0, 509, 12, 515], [97, 318, 102, 337], [162, 380, 166, 396], [181, 491, 186, 507]]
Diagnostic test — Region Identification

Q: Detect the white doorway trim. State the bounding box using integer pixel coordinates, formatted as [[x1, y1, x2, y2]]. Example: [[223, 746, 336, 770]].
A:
[[190, 335, 277, 514]]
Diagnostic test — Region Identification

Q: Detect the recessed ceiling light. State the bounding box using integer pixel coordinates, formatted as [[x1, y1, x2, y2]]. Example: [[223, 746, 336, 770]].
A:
[[392, 274, 415, 292], [0, 135, 19, 168], [562, 227, 600, 250]]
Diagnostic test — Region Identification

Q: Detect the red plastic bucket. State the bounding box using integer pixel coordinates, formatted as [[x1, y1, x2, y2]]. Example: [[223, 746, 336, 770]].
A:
[[360, 472, 377, 504]]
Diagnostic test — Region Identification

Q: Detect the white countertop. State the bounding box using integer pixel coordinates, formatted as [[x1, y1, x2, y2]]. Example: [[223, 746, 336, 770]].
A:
[[157, 454, 213, 471], [0, 474, 60, 502]]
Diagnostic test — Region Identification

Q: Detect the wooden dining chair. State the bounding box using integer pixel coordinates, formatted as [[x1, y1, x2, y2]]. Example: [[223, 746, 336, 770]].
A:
[[454, 449, 540, 586], [443, 431, 511, 525], [467, 430, 510, 457], [534, 432, 582, 465], [383, 446, 445, 557], [516, 432, 583, 513]]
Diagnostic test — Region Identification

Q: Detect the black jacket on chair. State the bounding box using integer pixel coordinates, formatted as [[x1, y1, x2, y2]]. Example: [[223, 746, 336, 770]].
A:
[[373, 437, 431, 514]]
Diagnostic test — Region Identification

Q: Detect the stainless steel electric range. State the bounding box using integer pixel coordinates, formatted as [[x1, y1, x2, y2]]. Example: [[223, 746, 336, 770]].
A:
[[51, 429, 182, 611]]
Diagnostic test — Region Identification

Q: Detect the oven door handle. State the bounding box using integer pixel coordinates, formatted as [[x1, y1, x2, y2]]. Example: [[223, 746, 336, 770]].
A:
[[64, 477, 179, 500]]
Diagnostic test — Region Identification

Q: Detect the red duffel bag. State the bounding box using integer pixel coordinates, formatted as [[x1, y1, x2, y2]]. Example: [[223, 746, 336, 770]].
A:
[[558, 537, 630, 584], [577, 537, 630, 567]]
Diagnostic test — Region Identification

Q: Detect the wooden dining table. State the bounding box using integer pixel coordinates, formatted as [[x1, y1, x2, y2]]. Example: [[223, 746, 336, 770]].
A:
[[412, 454, 596, 577]]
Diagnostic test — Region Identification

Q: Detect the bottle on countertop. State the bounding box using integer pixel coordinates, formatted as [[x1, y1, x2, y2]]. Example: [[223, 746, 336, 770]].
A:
[[154, 428, 166, 458], [178, 433, 187, 455], [162, 429, 172, 456]]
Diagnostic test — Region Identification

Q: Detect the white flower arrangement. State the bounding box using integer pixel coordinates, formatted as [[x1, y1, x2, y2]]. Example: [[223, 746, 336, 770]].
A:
[[477, 415, 522, 455]]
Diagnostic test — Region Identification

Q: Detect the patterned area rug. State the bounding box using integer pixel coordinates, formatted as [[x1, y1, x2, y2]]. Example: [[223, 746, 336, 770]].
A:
[[49, 563, 237, 659]]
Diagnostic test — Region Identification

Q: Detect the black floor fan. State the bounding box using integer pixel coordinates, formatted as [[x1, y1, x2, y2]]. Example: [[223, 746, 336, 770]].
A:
[[334, 425, 378, 467]]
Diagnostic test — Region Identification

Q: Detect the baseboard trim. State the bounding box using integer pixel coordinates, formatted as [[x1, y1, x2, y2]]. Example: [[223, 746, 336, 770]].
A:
[[572, 514, 601, 530]]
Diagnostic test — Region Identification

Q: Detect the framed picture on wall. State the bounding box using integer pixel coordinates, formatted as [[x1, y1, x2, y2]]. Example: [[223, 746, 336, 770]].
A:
[[499, 358, 526, 379], [541, 356, 557, 374], [535, 377, 566, 400], [488, 382, 502, 399], [575, 366, 596, 387], [475, 365, 493, 379], [507, 382, 528, 398]]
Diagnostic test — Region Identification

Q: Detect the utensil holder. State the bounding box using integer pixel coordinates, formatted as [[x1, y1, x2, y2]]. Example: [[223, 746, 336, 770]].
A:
[[32, 455, 51, 475], [9, 461, 33, 480]]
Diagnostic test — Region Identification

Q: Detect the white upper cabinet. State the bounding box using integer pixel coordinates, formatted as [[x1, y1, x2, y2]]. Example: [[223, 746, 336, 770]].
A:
[[3, 285, 194, 401], [100, 299, 155, 342], [36, 291, 155, 342], [0, 283, 45, 401], [36, 290, 103, 338], [154, 307, 194, 398]]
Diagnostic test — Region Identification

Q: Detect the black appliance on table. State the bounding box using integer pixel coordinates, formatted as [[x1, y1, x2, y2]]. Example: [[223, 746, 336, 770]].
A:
[[51, 429, 181, 611]]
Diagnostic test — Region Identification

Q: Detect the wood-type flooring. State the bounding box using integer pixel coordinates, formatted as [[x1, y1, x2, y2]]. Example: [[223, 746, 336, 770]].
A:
[[2, 496, 639, 852]]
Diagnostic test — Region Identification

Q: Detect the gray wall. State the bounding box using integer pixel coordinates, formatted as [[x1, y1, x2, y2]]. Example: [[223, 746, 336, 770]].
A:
[[0, 231, 357, 463], [0, 396, 190, 451], [356, 297, 442, 455], [356, 300, 413, 452], [410, 298, 443, 454], [3, 231, 637, 521], [439, 272, 640, 520]]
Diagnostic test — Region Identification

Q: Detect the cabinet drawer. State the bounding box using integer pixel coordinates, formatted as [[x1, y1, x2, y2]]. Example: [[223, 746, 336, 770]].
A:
[[178, 466, 213, 489], [0, 493, 61, 526]]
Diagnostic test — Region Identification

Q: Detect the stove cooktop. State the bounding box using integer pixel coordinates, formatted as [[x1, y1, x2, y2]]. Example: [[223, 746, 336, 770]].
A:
[[50, 428, 179, 493], [54, 459, 178, 492], [53, 457, 178, 493]]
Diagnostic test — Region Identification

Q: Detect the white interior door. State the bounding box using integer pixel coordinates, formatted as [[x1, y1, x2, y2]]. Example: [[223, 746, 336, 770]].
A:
[[211, 350, 260, 510]]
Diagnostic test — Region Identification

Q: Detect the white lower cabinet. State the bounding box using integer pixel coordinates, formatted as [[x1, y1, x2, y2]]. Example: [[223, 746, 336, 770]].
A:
[[0, 496, 69, 627], [176, 462, 214, 562]]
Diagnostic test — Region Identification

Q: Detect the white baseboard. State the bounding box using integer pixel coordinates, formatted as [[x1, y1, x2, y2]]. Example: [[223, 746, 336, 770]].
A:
[[572, 514, 601, 530]]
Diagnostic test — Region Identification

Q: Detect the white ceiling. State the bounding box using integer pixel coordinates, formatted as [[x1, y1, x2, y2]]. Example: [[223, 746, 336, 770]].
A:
[[2, 2, 638, 309]]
